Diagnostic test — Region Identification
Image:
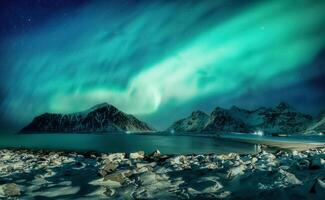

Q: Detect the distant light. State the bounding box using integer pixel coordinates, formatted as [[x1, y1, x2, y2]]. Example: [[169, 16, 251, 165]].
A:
[[253, 130, 264, 136], [170, 129, 175, 134]]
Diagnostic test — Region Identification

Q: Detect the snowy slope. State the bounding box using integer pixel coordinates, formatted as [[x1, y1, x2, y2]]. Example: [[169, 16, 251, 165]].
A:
[[166, 111, 209, 132], [167, 102, 315, 134], [204, 107, 249, 132], [20, 103, 155, 133], [304, 112, 325, 134]]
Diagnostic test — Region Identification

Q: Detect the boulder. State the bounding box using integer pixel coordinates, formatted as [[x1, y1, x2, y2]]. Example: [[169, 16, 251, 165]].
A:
[[251, 157, 258, 163], [296, 159, 310, 170], [103, 153, 125, 162], [121, 170, 133, 178], [136, 162, 157, 169], [99, 169, 108, 177], [133, 188, 151, 199], [104, 172, 125, 184], [227, 165, 246, 179], [103, 187, 115, 197], [191, 180, 223, 193], [151, 150, 161, 157], [279, 169, 302, 185], [309, 178, 325, 195], [216, 191, 231, 199], [129, 151, 145, 160], [169, 155, 188, 166], [310, 157, 325, 170], [2, 183, 21, 197], [139, 171, 157, 185], [103, 162, 118, 173], [137, 163, 155, 173]]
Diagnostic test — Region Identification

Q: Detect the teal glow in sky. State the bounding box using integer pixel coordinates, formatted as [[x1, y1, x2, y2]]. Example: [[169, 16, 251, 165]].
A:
[[0, 0, 325, 131]]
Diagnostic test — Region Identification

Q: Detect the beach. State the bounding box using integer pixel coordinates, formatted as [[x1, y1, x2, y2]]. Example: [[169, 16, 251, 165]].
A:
[[0, 145, 325, 199]]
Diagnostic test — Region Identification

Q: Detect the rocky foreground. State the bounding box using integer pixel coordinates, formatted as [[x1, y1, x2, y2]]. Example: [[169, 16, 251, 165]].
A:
[[0, 148, 324, 199]]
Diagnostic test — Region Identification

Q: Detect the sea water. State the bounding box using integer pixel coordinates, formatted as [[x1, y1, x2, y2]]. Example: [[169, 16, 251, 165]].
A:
[[0, 133, 257, 154]]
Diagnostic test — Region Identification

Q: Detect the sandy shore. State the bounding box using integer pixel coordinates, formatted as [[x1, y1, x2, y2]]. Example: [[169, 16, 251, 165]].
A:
[[220, 134, 325, 151], [0, 148, 324, 199]]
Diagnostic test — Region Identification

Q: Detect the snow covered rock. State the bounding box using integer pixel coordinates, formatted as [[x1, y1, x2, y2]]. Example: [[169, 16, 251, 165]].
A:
[[278, 169, 302, 185], [129, 151, 145, 160], [296, 159, 310, 170], [103, 172, 125, 184], [310, 157, 325, 170], [1, 183, 21, 197], [227, 165, 246, 178]]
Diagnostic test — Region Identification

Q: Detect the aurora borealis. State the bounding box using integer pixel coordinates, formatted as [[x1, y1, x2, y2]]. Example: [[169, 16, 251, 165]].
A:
[[0, 0, 325, 132]]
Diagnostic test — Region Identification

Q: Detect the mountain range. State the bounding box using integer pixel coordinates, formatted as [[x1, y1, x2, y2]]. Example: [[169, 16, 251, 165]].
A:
[[166, 102, 324, 135], [20, 103, 154, 133], [20, 102, 324, 135]]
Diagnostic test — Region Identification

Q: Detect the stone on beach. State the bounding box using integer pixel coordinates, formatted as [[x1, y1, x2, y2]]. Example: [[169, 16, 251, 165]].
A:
[[296, 159, 310, 170], [103, 187, 115, 197], [310, 178, 325, 196], [129, 151, 145, 159], [1, 183, 21, 197], [310, 157, 325, 170], [149, 149, 161, 158], [1, 147, 325, 199], [138, 171, 158, 185], [103, 162, 118, 173], [227, 165, 246, 178], [102, 153, 125, 162], [137, 161, 157, 168], [103, 172, 125, 184], [191, 179, 223, 193], [278, 169, 302, 185]]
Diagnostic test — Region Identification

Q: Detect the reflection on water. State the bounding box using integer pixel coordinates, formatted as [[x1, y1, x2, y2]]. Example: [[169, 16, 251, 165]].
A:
[[0, 133, 257, 154]]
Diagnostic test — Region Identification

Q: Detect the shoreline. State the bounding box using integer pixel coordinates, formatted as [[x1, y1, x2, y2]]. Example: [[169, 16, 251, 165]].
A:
[[3, 132, 325, 153], [0, 147, 325, 199]]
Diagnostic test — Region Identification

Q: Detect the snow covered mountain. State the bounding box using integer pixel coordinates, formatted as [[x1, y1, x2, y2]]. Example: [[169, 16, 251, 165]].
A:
[[167, 102, 315, 134], [20, 103, 155, 133], [166, 111, 209, 132], [304, 112, 325, 134], [204, 107, 249, 132]]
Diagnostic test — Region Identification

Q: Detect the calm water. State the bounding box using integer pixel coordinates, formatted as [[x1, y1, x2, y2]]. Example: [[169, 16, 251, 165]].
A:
[[221, 133, 325, 143], [0, 133, 259, 154]]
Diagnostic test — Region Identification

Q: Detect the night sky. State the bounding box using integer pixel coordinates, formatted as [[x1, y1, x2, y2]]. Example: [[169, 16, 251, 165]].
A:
[[0, 0, 324, 132]]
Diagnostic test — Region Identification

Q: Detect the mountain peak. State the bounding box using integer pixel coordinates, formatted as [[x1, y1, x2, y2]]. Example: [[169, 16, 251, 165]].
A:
[[90, 102, 112, 109], [230, 105, 249, 113], [212, 106, 227, 112], [191, 110, 209, 117], [167, 103, 314, 134], [85, 102, 119, 113], [276, 102, 294, 111], [20, 103, 154, 133], [230, 105, 240, 110]]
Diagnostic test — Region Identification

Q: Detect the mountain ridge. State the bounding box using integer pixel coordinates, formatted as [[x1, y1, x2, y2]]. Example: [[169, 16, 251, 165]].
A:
[[167, 102, 322, 135], [20, 103, 155, 133], [19, 102, 324, 135]]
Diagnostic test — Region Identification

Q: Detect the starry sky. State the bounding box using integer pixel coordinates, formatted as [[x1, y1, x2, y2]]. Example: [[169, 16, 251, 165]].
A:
[[0, 0, 324, 132]]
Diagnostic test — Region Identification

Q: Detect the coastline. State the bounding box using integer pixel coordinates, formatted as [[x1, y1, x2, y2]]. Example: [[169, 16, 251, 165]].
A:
[[0, 147, 325, 199]]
